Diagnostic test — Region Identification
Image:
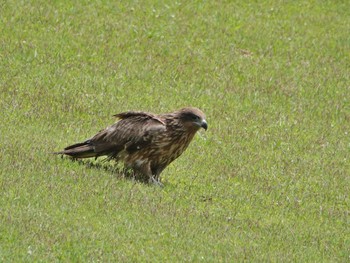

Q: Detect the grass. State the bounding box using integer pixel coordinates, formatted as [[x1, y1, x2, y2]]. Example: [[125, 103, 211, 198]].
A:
[[1, 0, 349, 261]]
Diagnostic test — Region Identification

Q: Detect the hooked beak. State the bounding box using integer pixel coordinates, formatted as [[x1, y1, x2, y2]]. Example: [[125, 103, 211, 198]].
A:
[[201, 120, 208, 131]]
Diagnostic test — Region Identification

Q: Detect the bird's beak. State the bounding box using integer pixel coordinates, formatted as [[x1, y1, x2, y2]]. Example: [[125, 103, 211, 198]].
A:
[[201, 120, 208, 131]]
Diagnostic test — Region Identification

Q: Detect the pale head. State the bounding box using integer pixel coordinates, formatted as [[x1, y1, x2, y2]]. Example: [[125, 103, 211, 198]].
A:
[[177, 107, 208, 131]]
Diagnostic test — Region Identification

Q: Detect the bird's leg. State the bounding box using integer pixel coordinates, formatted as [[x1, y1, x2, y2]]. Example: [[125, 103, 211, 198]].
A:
[[148, 176, 163, 187], [155, 165, 167, 181], [149, 166, 166, 187], [133, 162, 161, 186], [141, 164, 163, 187]]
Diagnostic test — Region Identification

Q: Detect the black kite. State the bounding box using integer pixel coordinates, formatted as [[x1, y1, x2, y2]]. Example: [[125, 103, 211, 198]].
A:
[[56, 107, 207, 184]]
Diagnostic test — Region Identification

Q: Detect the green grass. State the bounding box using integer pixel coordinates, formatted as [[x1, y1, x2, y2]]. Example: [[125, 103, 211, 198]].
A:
[[1, 0, 349, 261]]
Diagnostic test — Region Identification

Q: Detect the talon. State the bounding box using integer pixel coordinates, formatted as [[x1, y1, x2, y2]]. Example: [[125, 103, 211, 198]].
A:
[[149, 176, 163, 187]]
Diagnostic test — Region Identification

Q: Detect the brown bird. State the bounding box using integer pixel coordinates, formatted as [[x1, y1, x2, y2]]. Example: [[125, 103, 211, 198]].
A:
[[56, 107, 207, 184]]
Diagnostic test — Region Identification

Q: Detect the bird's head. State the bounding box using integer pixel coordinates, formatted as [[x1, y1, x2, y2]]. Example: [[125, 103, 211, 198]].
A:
[[177, 107, 208, 132]]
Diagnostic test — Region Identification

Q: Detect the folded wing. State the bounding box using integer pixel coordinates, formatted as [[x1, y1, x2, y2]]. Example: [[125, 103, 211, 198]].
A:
[[57, 111, 166, 159]]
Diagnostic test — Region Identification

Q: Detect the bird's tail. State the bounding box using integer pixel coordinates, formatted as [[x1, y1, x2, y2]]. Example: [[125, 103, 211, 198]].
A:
[[54, 141, 97, 158]]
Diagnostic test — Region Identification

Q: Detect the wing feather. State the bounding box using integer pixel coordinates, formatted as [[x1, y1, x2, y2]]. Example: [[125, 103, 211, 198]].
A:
[[89, 111, 166, 156], [114, 111, 165, 125]]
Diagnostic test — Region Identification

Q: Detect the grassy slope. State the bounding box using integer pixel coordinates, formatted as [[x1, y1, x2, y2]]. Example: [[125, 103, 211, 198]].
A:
[[1, 0, 349, 261]]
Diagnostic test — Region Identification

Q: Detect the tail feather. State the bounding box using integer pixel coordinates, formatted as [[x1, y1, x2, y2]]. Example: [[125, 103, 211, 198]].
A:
[[55, 141, 97, 158]]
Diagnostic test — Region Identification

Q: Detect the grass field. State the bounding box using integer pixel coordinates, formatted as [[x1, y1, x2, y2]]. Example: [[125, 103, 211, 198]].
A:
[[1, 0, 349, 261]]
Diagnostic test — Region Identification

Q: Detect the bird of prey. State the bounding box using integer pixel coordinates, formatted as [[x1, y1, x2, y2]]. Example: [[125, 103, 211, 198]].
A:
[[56, 107, 207, 184]]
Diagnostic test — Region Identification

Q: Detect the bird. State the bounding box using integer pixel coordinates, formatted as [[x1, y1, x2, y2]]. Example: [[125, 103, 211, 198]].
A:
[[55, 107, 207, 184]]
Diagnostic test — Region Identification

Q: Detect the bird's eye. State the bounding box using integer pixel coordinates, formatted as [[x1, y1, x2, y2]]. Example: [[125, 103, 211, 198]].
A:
[[183, 112, 200, 121]]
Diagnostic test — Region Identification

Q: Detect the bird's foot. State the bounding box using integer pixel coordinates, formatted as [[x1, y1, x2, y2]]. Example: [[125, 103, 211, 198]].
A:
[[149, 176, 163, 187]]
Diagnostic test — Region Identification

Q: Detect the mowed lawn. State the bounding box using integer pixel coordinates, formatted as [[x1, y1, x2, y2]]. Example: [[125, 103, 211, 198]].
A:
[[1, 0, 349, 261]]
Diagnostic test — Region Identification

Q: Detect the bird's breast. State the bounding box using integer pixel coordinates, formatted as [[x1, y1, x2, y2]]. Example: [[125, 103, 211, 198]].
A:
[[124, 131, 196, 168]]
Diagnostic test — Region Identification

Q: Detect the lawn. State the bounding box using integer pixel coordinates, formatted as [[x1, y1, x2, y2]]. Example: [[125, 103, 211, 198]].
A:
[[1, 0, 349, 261]]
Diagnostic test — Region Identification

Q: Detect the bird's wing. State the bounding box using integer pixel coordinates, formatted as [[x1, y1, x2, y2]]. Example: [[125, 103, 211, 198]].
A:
[[113, 111, 165, 125], [89, 111, 166, 156]]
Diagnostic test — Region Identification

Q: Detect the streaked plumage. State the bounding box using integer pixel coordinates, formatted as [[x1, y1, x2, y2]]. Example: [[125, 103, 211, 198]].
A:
[[56, 107, 207, 184]]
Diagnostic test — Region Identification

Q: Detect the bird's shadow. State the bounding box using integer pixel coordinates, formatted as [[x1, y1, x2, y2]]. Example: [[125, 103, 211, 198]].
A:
[[63, 156, 151, 184]]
